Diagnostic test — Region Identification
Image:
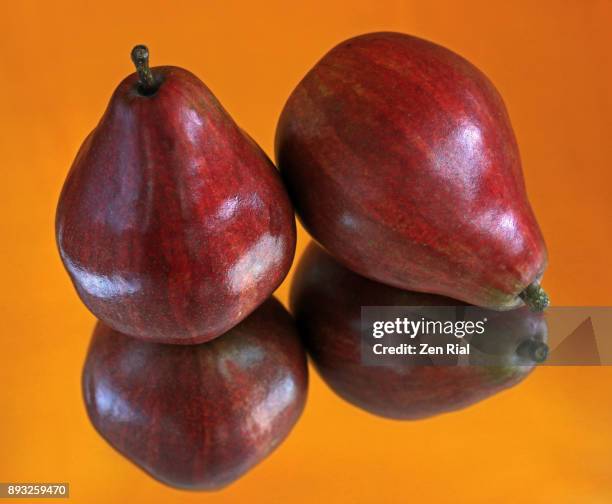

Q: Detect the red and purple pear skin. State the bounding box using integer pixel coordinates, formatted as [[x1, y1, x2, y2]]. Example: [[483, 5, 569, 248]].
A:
[[83, 297, 308, 490], [57, 47, 296, 344], [276, 32, 549, 311], [290, 243, 546, 420]]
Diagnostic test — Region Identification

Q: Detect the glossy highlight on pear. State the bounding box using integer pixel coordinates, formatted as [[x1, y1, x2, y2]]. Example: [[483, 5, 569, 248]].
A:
[[276, 32, 549, 311], [82, 297, 308, 490], [57, 46, 296, 343], [290, 243, 547, 420]]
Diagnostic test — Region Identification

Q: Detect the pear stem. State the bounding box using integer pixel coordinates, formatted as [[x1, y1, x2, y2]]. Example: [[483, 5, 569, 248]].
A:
[[131, 45, 158, 95], [516, 340, 549, 363], [519, 282, 550, 312]]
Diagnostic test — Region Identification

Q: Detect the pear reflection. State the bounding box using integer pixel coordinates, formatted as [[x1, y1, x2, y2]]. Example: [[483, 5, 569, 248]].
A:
[[290, 243, 547, 420], [82, 298, 308, 490]]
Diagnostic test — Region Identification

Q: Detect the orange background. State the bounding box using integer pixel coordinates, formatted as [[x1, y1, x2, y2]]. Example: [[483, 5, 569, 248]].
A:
[[1, 1, 611, 502]]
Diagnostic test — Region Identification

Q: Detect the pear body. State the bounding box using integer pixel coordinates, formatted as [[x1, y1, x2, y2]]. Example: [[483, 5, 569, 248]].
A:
[[276, 32, 547, 309], [57, 66, 296, 343]]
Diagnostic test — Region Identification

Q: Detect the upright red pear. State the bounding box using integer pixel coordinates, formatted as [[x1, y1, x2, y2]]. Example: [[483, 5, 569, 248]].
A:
[[276, 32, 548, 311], [57, 46, 296, 343]]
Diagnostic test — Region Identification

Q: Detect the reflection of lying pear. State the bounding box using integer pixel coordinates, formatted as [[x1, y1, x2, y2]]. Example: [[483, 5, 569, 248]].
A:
[[466, 308, 548, 366], [82, 298, 308, 490], [290, 243, 547, 420]]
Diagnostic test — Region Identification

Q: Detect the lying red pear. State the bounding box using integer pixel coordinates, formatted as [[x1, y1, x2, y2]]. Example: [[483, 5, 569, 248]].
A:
[[57, 46, 296, 343], [276, 32, 549, 311]]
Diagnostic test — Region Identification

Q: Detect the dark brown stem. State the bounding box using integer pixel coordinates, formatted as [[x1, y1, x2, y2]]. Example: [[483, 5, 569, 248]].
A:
[[131, 45, 158, 95], [519, 282, 550, 312]]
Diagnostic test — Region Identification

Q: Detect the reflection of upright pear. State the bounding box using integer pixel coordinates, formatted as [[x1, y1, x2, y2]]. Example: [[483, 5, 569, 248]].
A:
[[82, 298, 308, 490], [291, 243, 547, 420], [57, 46, 296, 344]]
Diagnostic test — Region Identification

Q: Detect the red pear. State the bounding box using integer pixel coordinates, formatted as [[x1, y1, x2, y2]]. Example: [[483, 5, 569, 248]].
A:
[[57, 46, 296, 344], [83, 298, 308, 490], [290, 243, 547, 420], [276, 32, 548, 311]]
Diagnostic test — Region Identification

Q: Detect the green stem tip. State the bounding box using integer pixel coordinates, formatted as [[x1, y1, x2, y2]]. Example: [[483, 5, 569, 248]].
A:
[[131, 45, 158, 95], [519, 282, 550, 312]]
